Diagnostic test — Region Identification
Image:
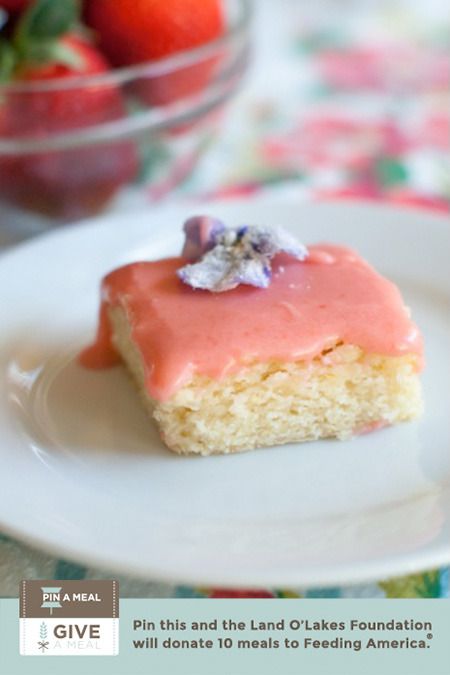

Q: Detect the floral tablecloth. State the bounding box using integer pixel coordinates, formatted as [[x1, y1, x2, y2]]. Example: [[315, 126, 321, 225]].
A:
[[1, 0, 449, 598]]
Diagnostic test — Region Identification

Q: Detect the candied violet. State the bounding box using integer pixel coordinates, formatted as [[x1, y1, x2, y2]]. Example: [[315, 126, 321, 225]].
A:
[[181, 215, 226, 261], [178, 219, 308, 292]]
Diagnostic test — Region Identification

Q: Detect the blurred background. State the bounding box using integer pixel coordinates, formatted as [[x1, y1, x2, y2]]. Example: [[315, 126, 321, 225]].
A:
[[0, 0, 448, 246]]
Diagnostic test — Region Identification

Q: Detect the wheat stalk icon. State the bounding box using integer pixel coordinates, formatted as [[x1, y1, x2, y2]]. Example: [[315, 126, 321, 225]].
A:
[[37, 622, 49, 653]]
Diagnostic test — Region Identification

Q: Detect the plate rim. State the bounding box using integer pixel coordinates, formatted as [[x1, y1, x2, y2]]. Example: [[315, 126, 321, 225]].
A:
[[0, 500, 449, 589], [1, 196, 450, 267]]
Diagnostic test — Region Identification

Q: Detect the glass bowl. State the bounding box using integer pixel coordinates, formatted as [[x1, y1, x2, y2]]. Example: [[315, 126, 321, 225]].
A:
[[0, 0, 251, 236]]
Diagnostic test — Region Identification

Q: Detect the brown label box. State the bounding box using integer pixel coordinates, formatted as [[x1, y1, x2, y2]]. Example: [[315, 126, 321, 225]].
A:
[[20, 580, 119, 619]]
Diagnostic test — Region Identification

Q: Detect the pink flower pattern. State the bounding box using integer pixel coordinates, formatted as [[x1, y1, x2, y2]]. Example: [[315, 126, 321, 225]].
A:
[[189, 4, 449, 214]]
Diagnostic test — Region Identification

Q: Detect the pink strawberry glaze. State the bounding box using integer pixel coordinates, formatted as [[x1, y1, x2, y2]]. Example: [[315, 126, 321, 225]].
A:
[[80, 244, 423, 401], [354, 420, 390, 435]]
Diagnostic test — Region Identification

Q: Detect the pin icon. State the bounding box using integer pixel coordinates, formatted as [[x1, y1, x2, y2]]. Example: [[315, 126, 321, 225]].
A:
[[41, 587, 62, 615]]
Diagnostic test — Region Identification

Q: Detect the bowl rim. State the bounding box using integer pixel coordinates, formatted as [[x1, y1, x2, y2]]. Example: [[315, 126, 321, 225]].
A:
[[0, 33, 250, 153], [0, 0, 252, 94]]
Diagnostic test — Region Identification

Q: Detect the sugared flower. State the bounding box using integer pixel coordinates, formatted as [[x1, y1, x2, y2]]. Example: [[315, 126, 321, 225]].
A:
[[178, 216, 308, 292]]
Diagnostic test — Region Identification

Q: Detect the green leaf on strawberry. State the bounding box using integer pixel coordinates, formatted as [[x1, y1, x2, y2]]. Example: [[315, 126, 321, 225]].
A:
[[0, 0, 85, 78], [0, 38, 17, 80], [21, 35, 85, 68], [15, 0, 80, 44]]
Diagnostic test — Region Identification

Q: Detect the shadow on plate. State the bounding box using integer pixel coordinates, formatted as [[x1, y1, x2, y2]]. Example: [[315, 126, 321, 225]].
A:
[[5, 339, 171, 460]]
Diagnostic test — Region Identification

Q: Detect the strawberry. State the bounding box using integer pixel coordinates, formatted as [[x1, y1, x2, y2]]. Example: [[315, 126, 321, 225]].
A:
[[7, 34, 127, 134], [85, 0, 224, 67], [85, 0, 225, 105], [0, 1, 29, 14], [0, 0, 138, 218]]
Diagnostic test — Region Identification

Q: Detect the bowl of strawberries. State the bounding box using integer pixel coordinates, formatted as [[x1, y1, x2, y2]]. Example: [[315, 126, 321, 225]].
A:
[[0, 0, 251, 229]]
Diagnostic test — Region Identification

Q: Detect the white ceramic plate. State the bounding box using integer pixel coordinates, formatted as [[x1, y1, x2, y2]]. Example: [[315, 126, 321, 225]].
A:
[[0, 199, 449, 588]]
